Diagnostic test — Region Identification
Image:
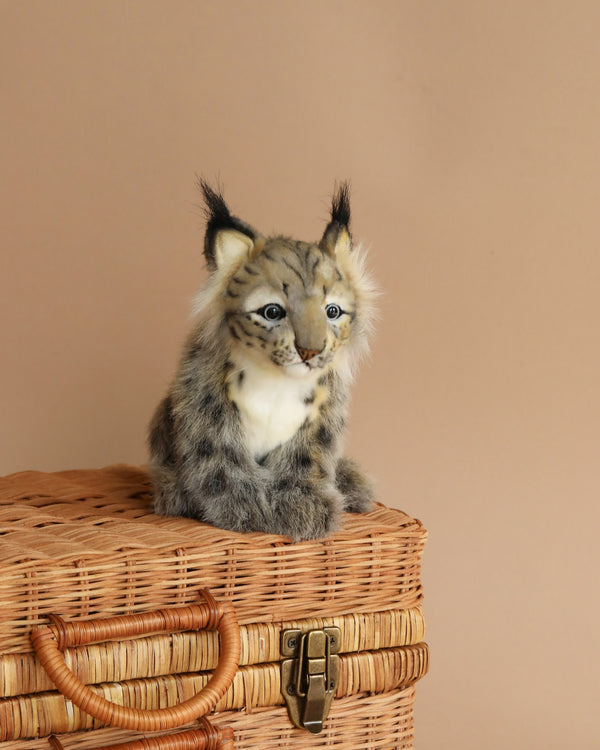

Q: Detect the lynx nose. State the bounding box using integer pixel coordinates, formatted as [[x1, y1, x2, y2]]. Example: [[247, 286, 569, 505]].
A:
[[296, 345, 322, 362]]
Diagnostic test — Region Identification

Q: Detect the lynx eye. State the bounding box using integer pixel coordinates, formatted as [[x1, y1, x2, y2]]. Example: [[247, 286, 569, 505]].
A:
[[326, 303, 343, 321], [258, 303, 286, 321]]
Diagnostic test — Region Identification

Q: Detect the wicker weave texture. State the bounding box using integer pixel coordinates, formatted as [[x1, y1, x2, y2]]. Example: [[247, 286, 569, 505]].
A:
[[0, 606, 425, 698], [0, 466, 427, 656], [0, 644, 428, 740], [0, 687, 418, 750]]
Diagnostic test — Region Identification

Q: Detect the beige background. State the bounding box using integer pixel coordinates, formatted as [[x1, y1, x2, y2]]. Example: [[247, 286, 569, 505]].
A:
[[1, 1, 598, 747]]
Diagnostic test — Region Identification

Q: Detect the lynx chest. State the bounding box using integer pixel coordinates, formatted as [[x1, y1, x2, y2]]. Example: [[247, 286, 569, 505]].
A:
[[229, 360, 320, 460]]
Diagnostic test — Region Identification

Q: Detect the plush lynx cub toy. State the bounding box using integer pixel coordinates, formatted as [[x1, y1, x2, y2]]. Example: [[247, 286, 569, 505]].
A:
[[148, 181, 376, 541]]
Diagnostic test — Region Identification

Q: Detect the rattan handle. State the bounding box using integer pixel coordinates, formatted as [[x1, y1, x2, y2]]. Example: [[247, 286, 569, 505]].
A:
[[48, 719, 235, 749], [32, 590, 240, 731]]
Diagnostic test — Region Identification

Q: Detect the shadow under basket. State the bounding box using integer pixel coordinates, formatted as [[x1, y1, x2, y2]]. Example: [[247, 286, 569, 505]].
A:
[[0, 465, 429, 749]]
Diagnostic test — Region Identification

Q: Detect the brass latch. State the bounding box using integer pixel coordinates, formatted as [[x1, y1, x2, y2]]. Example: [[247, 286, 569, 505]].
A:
[[281, 626, 341, 734]]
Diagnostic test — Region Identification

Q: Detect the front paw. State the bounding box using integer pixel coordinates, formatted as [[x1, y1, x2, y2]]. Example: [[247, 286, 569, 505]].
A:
[[270, 479, 344, 541], [335, 456, 375, 513]]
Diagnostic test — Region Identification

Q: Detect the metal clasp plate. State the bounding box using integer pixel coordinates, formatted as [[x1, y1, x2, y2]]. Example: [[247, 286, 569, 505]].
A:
[[281, 626, 341, 734]]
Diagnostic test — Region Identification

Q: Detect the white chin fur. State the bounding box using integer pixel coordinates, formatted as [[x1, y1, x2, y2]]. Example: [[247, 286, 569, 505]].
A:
[[284, 361, 320, 377]]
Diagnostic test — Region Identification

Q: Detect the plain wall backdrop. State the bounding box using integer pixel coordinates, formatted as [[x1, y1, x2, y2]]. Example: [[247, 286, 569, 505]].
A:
[[1, 2, 598, 748]]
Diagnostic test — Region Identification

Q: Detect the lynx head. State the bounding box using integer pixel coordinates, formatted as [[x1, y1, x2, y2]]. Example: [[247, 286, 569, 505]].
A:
[[195, 180, 376, 381]]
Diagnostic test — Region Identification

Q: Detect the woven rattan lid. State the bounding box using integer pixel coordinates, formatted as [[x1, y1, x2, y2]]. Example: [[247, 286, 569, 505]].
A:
[[0, 465, 426, 655]]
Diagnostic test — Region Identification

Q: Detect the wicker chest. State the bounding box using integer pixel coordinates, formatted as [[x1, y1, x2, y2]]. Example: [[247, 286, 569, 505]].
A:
[[0, 465, 428, 749]]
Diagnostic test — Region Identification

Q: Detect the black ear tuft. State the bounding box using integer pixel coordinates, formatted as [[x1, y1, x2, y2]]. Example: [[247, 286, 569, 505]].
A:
[[320, 181, 353, 256], [197, 178, 257, 270], [330, 181, 351, 230], [199, 179, 232, 229]]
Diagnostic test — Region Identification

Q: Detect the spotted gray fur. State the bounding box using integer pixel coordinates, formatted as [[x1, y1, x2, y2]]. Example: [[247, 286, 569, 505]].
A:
[[148, 181, 377, 541]]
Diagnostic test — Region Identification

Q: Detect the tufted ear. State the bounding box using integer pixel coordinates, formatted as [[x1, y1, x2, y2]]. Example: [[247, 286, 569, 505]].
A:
[[319, 181, 353, 257], [199, 179, 260, 272]]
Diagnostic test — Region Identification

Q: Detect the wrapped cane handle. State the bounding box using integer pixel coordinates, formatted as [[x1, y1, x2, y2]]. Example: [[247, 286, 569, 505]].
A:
[[47, 718, 235, 750], [32, 590, 240, 731]]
